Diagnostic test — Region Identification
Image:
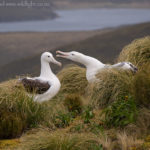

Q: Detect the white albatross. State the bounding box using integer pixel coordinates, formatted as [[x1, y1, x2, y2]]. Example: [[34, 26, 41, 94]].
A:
[[56, 51, 138, 82], [20, 52, 61, 102]]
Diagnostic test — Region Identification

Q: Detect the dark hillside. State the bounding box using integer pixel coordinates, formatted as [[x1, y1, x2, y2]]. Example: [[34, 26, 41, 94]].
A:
[[0, 30, 102, 67], [0, 8, 57, 22], [69, 0, 149, 2], [58, 23, 150, 63], [52, 0, 150, 8], [0, 0, 56, 22], [0, 22, 150, 82]]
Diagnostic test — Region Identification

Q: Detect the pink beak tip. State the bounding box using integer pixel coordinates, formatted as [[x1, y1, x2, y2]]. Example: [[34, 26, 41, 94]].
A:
[[56, 50, 61, 54]]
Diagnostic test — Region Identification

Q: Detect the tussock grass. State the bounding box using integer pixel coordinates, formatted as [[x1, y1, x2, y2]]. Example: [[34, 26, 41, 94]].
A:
[[87, 68, 133, 108], [117, 132, 143, 150], [17, 129, 105, 150], [135, 107, 150, 136], [64, 94, 83, 114], [17, 128, 144, 150], [57, 65, 88, 95], [1, 36, 150, 149], [118, 36, 150, 69], [0, 80, 47, 139], [132, 64, 150, 108]]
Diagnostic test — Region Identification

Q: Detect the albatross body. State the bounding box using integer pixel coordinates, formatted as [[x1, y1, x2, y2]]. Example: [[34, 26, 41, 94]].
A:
[[20, 52, 61, 102], [56, 51, 138, 82]]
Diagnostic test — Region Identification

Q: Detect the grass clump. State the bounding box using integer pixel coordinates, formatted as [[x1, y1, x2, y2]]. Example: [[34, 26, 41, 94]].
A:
[[57, 65, 88, 95], [118, 36, 150, 69], [88, 68, 133, 108], [101, 95, 138, 128], [134, 107, 150, 136], [64, 94, 83, 114], [117, 132, 143, 150], [17, 129, 104, 150], [132, 64, 150, 108], [0, 112, 23, 139], [0, 80, 47, 139]]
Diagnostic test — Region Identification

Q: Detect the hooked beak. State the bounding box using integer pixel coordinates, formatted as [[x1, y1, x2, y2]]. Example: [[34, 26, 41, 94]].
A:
[[132, 67, 138, 74], [129, 63, 138, 74], [56, 50, 70, 58], [51, 56, 62, 67]]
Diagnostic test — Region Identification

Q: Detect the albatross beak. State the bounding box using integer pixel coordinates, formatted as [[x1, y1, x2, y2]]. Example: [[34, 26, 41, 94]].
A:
[[56, 50, 70, 58], [51, 56, 62, 67], [132, 67, 138, 74]]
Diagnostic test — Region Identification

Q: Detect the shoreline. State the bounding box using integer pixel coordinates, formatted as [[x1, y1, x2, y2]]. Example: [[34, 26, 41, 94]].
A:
[[0, 3, 149, 23]]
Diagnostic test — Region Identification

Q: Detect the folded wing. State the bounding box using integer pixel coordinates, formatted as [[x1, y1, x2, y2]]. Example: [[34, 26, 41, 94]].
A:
[[21, 78, 50, 94]]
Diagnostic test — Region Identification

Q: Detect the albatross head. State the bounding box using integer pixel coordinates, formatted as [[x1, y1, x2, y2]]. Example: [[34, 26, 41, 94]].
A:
[[124, 62, 138, 73], [41, 52, 62, 67], [56, 50, 85, 63]]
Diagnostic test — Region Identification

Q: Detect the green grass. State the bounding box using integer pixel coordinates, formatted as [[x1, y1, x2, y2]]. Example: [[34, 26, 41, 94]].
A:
[[101, 95, 138, 128]]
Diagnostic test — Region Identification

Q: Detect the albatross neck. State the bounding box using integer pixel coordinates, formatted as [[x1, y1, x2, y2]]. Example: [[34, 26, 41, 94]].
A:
[[40, 60, 55, 78], [80, 55, 104, 69]]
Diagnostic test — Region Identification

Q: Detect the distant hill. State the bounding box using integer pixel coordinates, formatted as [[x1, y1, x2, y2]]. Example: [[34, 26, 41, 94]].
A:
[[0, 0, 56, 22], [0, 22, 150, 82], [69, 0, 149, 2], [51, 0, 150, 2], [52, 0, 150, 9], [0, 8, 57, 22]]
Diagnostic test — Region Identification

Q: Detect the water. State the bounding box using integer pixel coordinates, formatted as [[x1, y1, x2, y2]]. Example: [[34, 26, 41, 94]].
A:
[[0, 8, 150, 32]]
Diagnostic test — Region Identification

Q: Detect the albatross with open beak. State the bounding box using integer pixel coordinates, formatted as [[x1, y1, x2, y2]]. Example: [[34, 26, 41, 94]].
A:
[[56, 50, 138, 82]]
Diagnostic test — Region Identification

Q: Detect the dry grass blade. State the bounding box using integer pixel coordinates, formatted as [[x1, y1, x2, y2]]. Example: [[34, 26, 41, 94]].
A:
[[117, 132, 143, 150], [17, 129, 105, 150]]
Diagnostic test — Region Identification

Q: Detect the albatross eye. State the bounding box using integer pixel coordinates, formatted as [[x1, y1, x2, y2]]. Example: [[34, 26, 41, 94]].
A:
[[72, 54, 75, 56], [48, 56, 50, 58]]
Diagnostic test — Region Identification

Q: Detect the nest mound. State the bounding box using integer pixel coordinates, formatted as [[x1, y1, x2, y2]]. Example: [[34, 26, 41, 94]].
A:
[[118, 36, 150, 69]]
